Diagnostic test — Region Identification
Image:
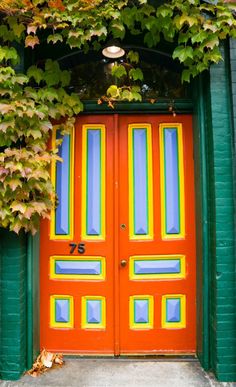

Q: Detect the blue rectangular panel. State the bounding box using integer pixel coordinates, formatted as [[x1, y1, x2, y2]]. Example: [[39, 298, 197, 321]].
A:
[[134, 259, 180, 274], [55, 132, 70, 235], [55, 299, 69, 323], [166, 298, 180, 322], [87, 300, 101, 324], [134, 299, 149, 323], [87, 130, 101, 235], [164, 128, 180, 234], [133, 129, 148, 235], [55, 260, 101, 275]]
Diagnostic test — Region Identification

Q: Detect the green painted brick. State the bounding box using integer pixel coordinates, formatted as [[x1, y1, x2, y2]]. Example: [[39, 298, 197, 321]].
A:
[[0, 230, 27, 380]]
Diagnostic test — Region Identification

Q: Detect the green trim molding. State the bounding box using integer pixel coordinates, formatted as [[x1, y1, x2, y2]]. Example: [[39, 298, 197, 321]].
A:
[[26, 233, 40, 370], [193, 73, 210, 371]]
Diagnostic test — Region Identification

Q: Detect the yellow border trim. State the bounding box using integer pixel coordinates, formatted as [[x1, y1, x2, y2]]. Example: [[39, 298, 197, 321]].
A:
[[50, 295, 74, 328], [129, 255, 186, 280], [50, 126, 74, 240], [50, 255, 106, 280], [159, 124, 185, 240], [161, 294, 186, 329], [129, 295, 154, 330], [81, 296, 106, 329], [128, 124, 153, 240], [81, 125, 106, 240]]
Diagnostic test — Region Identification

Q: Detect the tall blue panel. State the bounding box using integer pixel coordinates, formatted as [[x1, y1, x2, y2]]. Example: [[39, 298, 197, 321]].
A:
[[87, 300, 101, 323], [164, 129, 180, 234], [166, 298, 180, 322], [55, 132, 70, 235], [87, 130, 101, 235], [55, 299, 69, 323], [133, 129, 148, 235], [134, 299, 149, 323]]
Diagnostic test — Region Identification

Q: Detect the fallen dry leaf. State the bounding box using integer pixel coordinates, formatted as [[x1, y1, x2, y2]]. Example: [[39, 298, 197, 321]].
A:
[[26, 349, 64, 377]]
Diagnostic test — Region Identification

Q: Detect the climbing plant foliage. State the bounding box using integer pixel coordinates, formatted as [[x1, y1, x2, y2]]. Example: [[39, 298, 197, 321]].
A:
[[0, 0, 235, 233]]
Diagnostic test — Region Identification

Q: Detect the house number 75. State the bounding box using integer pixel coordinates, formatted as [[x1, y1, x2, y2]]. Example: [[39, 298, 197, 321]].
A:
[[69, 243, 86, 254]]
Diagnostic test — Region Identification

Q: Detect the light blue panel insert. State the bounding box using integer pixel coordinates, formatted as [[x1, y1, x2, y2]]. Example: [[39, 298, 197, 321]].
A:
[[56, 132, 70, 235], [55, 299, 69, 323], [164, 128, 180, 234], [55, 260, 101, 275], [134, 299, 149, 323], [134, 259, 180, 274], [133, 128, 148, 235], [87, 300, 101, 323], [87, 129, 101, 235], [166, 298, 180, 322]]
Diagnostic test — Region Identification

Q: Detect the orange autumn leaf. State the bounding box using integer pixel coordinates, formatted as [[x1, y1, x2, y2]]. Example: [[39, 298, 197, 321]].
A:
[[48, 0, 65, 11]]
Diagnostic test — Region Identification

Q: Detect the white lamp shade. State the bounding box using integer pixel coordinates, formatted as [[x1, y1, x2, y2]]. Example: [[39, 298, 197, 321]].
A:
[[102, 45, 125, 59]]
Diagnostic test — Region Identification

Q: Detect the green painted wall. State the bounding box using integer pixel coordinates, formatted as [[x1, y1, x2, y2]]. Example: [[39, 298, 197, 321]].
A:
[[206, 42, 236, 382], [0, 230, 27, 380]]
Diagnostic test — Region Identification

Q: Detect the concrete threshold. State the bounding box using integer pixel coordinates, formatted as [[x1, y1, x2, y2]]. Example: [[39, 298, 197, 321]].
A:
[[0, 359, 235, 387]]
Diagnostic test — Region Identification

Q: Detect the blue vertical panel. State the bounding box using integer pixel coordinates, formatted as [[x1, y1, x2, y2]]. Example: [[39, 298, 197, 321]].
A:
[[87, 300, 101, 323], [134, 299, 149, 323], [55, 299, 69, 323], [55, 132, 70, 235], [164, 129, 180, 234], [87, 130, 101, 235], [166, 298, 180, 322], [133, 129, 148, 235]]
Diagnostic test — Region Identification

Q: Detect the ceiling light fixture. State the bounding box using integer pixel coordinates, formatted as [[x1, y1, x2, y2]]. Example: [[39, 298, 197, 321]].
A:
[[102, 40, 125, 59]]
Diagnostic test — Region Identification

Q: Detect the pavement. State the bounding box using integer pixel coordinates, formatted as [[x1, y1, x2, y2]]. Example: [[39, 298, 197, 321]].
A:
[[0, 359, 236, 387]]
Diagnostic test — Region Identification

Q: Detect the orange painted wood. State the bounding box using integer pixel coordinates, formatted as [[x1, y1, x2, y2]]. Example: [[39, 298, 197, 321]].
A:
[[40, 115, 115, 353], [40, 114, 196, 354]]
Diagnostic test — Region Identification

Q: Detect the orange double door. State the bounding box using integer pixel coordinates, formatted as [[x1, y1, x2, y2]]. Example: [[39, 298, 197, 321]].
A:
[[40, 114, 196, 354]]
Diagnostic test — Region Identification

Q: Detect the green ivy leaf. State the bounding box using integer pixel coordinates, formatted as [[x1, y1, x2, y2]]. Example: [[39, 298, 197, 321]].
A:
[[107, 85, 119, 98], [47, 34, 63, 44], [111, 64, 127, 78], [129, 68, 143, 81], [173, 46, 194, 62], [27, 65, 44, 84], [110, 21, 125, 39], [127, 51, 139, 64]]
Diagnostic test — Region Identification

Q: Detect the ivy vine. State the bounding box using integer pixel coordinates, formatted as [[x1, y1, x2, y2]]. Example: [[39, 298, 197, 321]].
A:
[[0, 0, 235, 233]]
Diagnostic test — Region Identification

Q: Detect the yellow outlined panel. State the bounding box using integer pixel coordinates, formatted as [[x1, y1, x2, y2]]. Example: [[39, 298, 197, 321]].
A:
[[50, 295, 74, 328], [128, 124, 153, 240], [81, 125, 106, 241], [159, 123, 185, 240], [129, 255, 186, 280], [50, 126, 74, 240], [50, 256, 106, 280], [129, 295, 154, 330], [162, 294, 186, 329], [81, 296, 106, 329]]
